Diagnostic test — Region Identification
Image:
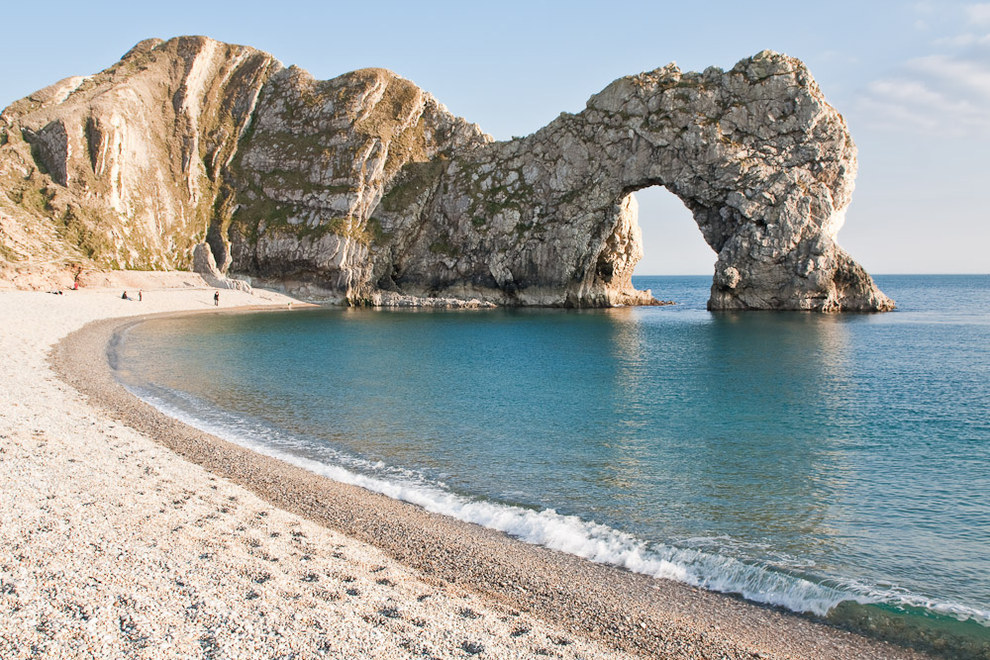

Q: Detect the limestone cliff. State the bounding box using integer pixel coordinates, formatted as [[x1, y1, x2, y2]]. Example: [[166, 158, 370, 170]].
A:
[[223, 65, 490, 298], [0, 38, 280, 271], [0, 37, 892, 310]]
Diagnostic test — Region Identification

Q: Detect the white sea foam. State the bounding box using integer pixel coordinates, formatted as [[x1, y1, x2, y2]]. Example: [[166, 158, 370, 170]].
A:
[[126, 384, 990, 627]]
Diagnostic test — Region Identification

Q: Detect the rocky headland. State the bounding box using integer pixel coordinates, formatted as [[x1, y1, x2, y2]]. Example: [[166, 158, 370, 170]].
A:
[[0, 36, 892, 310]]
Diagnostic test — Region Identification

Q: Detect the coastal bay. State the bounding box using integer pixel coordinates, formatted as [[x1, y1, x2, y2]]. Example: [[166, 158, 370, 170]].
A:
[[0, 274, 926, 658], [0, 1, 986, 655]]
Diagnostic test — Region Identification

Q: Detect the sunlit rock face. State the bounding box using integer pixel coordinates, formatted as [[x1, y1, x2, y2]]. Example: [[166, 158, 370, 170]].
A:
[[0, 37, 280, 271], [0, 37, 891, 310], [374, 50, 892, 310]]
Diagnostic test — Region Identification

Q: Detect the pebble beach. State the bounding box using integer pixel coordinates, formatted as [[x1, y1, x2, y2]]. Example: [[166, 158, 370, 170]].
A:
[[0, 273, 929, 659]]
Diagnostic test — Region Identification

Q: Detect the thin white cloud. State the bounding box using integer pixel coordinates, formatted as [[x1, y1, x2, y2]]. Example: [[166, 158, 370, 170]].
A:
[[854, 5, 990, 138], [853, 53, 990, 137], [933, 32, 990, 47], [965, 3, 990, 26], [910, 53, 990, 97]]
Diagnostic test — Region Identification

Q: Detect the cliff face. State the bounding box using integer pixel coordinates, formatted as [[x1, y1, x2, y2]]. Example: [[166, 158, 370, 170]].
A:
[[0, 37, 892, 310], [0, 37, 280, 271], [222, 65, 490, 298]]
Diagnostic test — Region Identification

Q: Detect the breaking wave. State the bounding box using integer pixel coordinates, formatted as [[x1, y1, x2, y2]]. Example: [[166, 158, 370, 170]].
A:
[[123, 382, 990, 630]]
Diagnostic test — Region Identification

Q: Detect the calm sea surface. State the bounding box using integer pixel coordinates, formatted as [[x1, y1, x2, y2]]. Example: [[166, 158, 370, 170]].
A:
[[114, 275, 990, 657]]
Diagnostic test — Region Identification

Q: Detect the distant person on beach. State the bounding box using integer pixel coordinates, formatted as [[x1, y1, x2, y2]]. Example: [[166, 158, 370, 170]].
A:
[[138, 290, 143, 302], [121, 291, 129, 300], [214, 291, 219, 306]]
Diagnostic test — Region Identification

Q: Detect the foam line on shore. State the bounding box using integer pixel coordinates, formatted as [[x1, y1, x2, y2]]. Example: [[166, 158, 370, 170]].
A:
[[126, 382, 856, 617], [129, 380, 990, 630]]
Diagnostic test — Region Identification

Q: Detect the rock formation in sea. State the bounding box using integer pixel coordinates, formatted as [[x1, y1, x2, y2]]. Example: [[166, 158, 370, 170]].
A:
[[0, 36, 893, 310]]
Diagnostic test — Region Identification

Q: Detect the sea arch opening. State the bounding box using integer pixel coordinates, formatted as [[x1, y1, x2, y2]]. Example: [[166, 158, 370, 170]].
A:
[[631, 185, 717, 278]]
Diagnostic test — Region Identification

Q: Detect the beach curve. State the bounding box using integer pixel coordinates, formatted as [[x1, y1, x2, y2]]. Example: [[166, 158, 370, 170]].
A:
[[1, 275, 928, 658]]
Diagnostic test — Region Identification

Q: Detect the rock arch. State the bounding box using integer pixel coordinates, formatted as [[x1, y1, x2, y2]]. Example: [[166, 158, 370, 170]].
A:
[[371, 51, 893, 311], [0, 37, 892, 310]]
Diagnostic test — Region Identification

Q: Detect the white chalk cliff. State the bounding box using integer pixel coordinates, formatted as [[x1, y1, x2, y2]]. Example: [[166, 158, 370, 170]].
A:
[[0, 36, 892, 311]]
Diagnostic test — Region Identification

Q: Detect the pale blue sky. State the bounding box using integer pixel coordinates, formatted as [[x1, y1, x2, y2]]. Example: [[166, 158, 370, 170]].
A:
[[2, 1, 987, 273]]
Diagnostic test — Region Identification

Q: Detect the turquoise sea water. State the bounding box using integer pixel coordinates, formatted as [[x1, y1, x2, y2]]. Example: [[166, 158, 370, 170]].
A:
[[114, 275, 990, 657]]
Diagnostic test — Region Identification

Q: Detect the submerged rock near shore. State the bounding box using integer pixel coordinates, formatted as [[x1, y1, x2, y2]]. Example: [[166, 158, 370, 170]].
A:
[[0, 36, 892, 310]]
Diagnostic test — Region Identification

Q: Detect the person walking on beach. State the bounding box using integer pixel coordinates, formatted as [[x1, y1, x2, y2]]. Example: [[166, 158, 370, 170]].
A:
[[214, 290, 219, 306], [138, 289, 143, 302]]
